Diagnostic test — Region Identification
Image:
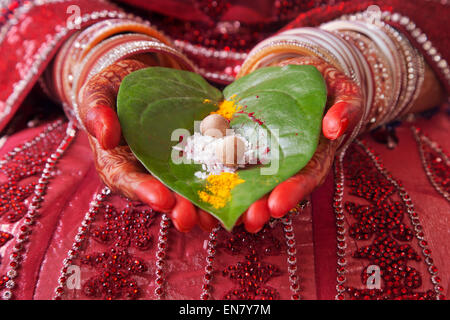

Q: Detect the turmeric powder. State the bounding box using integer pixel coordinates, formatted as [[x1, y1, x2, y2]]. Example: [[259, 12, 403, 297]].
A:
[[211, 94, 242, 120], [198, 172, 244, 209]]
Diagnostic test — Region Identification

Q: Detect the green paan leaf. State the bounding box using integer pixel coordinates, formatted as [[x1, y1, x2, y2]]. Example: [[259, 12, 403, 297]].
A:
[[117, 66, 327, 230]]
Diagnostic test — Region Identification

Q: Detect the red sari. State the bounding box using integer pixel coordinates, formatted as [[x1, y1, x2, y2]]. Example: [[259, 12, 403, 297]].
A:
[[0, 0, 448, 300]]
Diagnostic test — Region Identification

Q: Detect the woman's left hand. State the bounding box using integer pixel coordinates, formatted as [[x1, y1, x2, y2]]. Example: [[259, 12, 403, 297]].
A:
[[200, 56, 363, 233]]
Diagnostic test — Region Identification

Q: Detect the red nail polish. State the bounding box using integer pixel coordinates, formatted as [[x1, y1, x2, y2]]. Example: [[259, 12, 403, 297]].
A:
[[86, 105, 121, 149], [325, 117, 348, 140], [136, 179, 175, 212]]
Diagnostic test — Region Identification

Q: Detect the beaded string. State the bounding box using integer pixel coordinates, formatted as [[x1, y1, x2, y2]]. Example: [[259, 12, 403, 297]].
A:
[[281, 215, 302, 300], [200, 224, 221, 300], [53, 186, 111, 300], [154, 213, 171, 299]]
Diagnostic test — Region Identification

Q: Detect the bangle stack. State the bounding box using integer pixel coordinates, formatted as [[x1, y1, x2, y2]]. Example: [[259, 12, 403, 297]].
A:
[[377, 21, 425, 122], [338, 29, 393, 128], [44, 7, 427, 143], [321, 18, 403, 133], [239, 7, 427, 149], [334, 14, 425, 128]]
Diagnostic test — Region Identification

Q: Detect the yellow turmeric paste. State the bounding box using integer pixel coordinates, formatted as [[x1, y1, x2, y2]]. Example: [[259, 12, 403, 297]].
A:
[[210, 94, 242, 120], [198, 172, 244, 209]]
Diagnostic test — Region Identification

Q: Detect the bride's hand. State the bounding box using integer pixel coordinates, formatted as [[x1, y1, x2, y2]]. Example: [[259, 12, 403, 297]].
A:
[[240, 56, 363, 233], [78, 59, 199, 232]]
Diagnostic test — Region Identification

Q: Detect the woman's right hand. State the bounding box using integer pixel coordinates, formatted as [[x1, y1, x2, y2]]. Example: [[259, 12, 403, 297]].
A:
[[240, 56, 363, 233], [78, 59, 206, 232]]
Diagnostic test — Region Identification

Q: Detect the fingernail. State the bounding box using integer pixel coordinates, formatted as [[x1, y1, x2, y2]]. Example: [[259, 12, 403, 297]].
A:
[[86, 105, 121, 149], [327, 123, 340, 139], [326, 117, 348, 140]]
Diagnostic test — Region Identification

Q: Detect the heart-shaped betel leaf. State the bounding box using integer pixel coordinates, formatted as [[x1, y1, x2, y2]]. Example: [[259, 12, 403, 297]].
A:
[[117, 65, 327, 230]]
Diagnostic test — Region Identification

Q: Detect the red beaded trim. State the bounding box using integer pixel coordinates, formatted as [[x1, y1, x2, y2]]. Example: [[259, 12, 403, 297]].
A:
[[0, 121, 66, 222], [53, 186, 111, 300], [0, 120, 76, 300], [54, 191, 163, 300], [218, 224, 284, 300], [200, 205, 306, 300], [333, 140, 444, 300], [154, 214, 170, 299], [200, 224, 221, 300], [0, 231, 13, 271], [281, 214, 303, 300]]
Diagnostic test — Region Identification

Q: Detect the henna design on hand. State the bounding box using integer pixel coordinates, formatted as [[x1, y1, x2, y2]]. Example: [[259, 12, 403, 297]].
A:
[[88, 135, 147, 199], [78, 59, 150, 149], [79, 59, 149, 117], [276, 56, 361, 106], [275, 56, 363, 139]]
